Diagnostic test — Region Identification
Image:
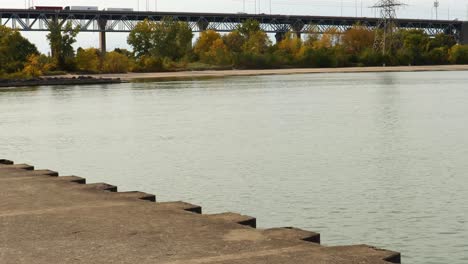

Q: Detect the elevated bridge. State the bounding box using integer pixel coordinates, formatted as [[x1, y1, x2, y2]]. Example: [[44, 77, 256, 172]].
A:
[[1, 8, 467, 52]]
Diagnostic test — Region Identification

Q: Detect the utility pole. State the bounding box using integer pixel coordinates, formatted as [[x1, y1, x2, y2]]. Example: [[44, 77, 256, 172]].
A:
[[466, 5, 468, 20], [434, 0, 439, 20], [341, 0, 343, 16], [155, 0, 157, 11], [361, 0, 363, 17], [355, 0, 358, 17], [372, 0, 405, 55]]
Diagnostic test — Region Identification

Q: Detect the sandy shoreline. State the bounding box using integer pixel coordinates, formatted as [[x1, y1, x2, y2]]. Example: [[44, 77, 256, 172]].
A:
[[56, 65, 468, 81]]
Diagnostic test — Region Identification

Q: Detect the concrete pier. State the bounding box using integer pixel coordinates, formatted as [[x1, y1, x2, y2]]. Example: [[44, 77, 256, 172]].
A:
[[0, 159, 401, 264]]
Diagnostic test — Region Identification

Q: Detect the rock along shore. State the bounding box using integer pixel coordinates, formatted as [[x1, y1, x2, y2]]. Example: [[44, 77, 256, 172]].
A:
[[0, 76, 123, 88], [0, 159, 401, 264]]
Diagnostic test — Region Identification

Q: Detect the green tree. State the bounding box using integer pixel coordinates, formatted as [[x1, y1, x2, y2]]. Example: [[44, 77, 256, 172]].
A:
[[242, 31, 271, 54], [76, 48, 100, 72], [223, 30, 245, 53], [128, 17, 193, 62], [237, 19, 261, 38], [448, 45, 468, 64], [0, 26, 38, 74], [46, 21, 80, 70], [427, 33, 456, 51], [394, 29, 429, 65], [127, 19, 156, 58]]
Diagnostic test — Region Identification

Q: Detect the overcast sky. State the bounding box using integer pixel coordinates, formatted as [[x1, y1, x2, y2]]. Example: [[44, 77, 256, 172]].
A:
[[2, 0, 468, 53]]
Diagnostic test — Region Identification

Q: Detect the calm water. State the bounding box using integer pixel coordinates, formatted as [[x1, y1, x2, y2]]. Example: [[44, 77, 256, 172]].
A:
[[1, 72, 468, 263]]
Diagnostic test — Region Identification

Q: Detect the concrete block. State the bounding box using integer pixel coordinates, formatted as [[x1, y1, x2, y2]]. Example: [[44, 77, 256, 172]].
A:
[[207, 212, 257, 228]]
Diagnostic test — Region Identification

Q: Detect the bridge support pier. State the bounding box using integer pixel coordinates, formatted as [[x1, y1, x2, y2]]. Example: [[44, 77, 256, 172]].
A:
[[291, 22, 304, 40], [462, 22, 468, 45], [275, 32, 286, 43], [98, 19, 108, 54], [197, 20, 209, 32]]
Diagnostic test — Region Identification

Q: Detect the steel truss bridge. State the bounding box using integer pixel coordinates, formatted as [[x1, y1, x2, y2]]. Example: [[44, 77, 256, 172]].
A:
[[1, 9, 467, 52]]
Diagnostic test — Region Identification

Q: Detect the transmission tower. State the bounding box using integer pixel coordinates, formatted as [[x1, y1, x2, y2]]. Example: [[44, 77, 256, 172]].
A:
[[372, 0, 405, 55]]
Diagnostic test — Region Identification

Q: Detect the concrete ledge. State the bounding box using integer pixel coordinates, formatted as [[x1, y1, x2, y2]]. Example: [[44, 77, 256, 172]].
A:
[[157, 201, 203, 214], [264, 227, 321, 244], [0, 163, 34, 170], [114, 191, 157, 202], [207, 212, 257, 228], [0, 160, 401, 264], [56, 176, 87, 184], [81, 182, 118, 192]]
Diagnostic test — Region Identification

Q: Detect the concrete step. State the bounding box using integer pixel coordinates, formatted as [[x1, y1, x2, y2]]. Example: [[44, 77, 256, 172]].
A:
[[263, 227, 321, 244], [207, 212, 257, 228], [156, 201, 202, 214]]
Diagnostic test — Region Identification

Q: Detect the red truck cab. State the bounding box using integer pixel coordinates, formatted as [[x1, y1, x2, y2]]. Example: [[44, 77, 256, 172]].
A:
[[34, 6, 63, 11]]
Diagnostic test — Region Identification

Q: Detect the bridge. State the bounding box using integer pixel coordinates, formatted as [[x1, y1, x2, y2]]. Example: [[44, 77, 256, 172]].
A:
[[1, 8, 467, 52]]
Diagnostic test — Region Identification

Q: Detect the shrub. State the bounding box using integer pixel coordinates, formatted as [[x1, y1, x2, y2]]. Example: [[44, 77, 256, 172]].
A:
[[102, 51, 130, 73]]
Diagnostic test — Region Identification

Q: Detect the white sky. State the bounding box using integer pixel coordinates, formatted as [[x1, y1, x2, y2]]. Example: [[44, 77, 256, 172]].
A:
[[2, 0, 468, 53]]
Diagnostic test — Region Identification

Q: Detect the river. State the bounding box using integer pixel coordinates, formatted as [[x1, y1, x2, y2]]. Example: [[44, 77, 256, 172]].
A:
[[1, 71, 467, 264]]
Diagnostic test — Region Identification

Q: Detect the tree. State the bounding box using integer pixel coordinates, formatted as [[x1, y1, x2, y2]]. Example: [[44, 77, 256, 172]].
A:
[[394, 29, 429, 65], [223, 30, 245, 53], [297, 46, 336, 68], [46, 21, 80, 70], [205, 39, 232, 65], [127, 19, 156, 58], [127, 17, 193, 61], [358, 48, 383, 66], [277, 32, 302, 57], [76, 48, 100, 72], [194, 30, 222, 57], [194, 31, 231, 65], [0, 25, 38, 74], [427, 33, 456, 51], [313, 28, 340, 49], [102, 51, 130, 73], [242, 31, 271, 54], [342, 25, 374, 54], [448, 45, 468, 64], [237, 19, 261, 38], [22, 54, 43, 77]]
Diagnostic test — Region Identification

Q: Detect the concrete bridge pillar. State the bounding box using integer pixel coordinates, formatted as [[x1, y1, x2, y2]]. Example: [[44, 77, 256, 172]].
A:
[[462, 22, 468, 45], [98, 19, 108, 54], [291, 21, 304, 40], [197, 20, 209, 31], [275, 32, 286, 43]]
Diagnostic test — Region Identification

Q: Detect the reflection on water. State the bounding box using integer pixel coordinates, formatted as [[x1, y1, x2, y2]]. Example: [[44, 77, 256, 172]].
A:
[[1, 71, 468, 264]]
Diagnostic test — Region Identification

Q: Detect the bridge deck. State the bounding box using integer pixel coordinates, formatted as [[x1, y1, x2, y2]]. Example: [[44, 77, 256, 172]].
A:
[[0, 159, 400, 264]]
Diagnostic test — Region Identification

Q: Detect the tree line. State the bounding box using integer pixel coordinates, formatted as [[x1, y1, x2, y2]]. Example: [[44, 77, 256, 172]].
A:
[[1, 18, 468, 78]]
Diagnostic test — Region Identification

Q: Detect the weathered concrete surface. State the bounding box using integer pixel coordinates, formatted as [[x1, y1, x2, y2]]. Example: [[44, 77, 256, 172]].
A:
[[0, 160, 401, 264]]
